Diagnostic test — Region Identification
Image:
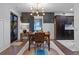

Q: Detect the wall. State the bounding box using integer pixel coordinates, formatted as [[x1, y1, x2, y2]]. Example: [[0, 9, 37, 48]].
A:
[[20, 23, 54, 39], [20, 17, 54, 39], [0, 4, 11, 52], [0, 19, 4, 52], [74, 4, 79, 49], [43, 23, 54, 39], [20, 12, 55, 39], [20, 23, 29, 33], [0, 4, 21, 52]]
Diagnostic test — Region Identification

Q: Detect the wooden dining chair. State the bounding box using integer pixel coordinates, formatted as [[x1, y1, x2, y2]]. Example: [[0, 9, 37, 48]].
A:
[[34, 32, 45, 49], [28, 32, 50, 51]]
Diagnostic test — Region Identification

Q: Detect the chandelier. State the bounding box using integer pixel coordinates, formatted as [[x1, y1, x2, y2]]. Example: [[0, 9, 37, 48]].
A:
[[30, 3, 45, 16]]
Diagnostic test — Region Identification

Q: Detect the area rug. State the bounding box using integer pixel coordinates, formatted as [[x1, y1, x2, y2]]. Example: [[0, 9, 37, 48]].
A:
[[23, 48, 59, 55], [32, 48, 48, 55], [11, 42, 23, 46]]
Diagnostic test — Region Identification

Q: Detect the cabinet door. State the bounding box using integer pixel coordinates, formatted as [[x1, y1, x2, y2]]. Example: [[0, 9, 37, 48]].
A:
[[0, 20, 4, 52], [43, 13, 54, 23]]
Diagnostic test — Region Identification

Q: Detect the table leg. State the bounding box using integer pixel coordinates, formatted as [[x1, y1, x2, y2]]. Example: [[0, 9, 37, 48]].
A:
[[48, 35, 50, 51], [28, 37, 30, 51]]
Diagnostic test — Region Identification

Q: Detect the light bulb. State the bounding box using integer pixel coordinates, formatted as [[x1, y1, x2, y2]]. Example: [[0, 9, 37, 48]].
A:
[[37, 14, 39, 16], [31, 7, 33, 10], [36, 11, 38, 14], [70, 8, 73, 11], [42, 8, 44, 10], [30, 13, 32, 15], [43, 13, 45, 15]]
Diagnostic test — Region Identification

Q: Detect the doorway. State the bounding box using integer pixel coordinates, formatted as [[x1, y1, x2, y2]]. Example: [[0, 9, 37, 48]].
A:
[[10, 12, 18, 43], [34, 16, 43, 31]]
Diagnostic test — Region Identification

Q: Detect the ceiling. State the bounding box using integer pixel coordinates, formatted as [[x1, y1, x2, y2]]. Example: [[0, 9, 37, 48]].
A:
[[12, 3, 74, 13]]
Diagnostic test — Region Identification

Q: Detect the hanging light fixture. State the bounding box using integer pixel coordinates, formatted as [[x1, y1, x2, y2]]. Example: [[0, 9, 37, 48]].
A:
[[30, 3, 45, 16]]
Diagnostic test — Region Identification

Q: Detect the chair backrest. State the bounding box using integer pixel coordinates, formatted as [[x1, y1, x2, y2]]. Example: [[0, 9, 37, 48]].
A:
[[34, 32, 45, 43], [20, 32, 29, 40]]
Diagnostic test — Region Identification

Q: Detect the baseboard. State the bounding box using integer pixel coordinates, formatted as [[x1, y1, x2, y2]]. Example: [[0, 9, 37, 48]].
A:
[[0, 45, 10, 53]]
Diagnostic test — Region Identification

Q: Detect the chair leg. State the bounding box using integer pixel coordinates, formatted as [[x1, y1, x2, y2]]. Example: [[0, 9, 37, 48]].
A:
[[28, 45, 30, 51], [48, 43, 50, 51], [28, 41, 30, 51], [34, 43, 37, 53], [43, 43, 44, 50]]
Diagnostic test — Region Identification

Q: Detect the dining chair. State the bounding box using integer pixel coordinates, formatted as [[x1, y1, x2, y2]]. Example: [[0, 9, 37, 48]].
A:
[[28, 32, 50, 51], [34, 32, 45, 49]]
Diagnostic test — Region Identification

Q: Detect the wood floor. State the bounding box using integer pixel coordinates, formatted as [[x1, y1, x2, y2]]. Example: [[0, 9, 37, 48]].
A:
[[0, 39, 79, 55], [0, 40, 27, 55]]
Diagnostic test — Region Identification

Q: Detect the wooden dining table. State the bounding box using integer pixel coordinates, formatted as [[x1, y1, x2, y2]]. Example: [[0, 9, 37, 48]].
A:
[[28, 32, 50, 51]]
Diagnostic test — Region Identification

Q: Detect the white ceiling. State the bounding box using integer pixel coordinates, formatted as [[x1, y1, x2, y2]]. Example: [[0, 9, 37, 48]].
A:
[[12, 3, 74, 13]]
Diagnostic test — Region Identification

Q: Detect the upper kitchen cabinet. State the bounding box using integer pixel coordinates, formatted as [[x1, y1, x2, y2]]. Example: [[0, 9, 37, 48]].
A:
[[21, 12, 31, 23], [21, 12, 54, 23], [43, 12, 54, 23]]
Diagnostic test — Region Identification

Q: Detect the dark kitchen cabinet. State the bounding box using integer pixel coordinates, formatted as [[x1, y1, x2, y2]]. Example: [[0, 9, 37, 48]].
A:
[[43, 12, 54, 23]]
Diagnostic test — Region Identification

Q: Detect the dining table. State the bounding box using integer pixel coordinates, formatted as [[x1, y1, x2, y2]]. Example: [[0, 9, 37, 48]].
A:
[[28, 32, 50, 51]]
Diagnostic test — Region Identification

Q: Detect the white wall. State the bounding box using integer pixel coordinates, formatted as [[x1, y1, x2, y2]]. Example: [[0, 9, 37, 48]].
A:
[[19, 22, 55, 39], [74, 4, 79, 49], [0, 4, 11, 52], [20, 23, 29, 33], [0, 20, 4, 52], [33, 16, 54, 39], [3, 20, 10, 51], [43, 23, 54, 39], [0, 4, 21, 52]]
